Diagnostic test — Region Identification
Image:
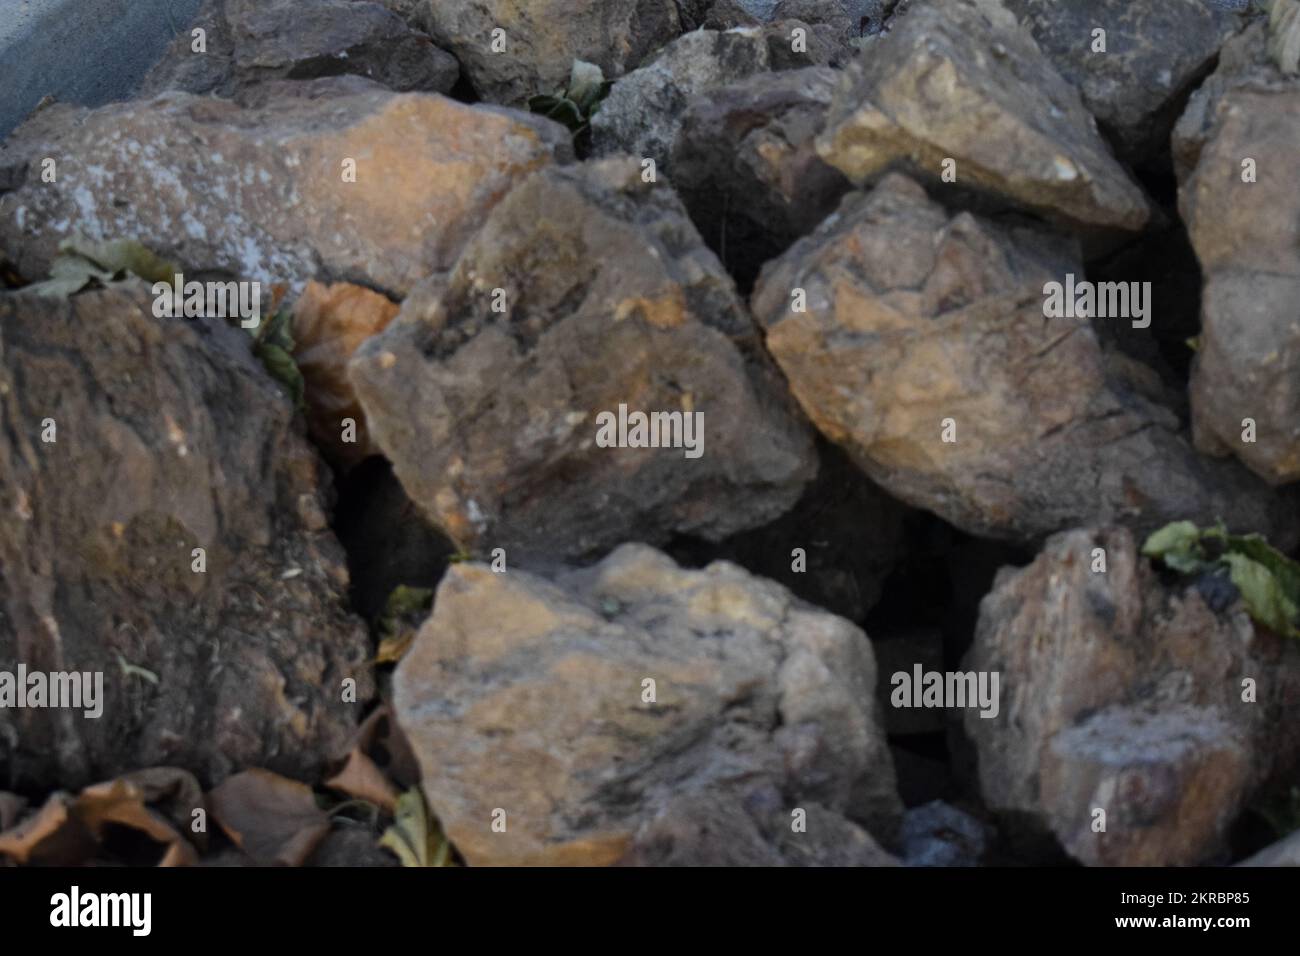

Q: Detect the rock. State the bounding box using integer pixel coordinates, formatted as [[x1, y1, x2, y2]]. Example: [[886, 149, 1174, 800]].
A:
[[350, 157, 815, 563], [1238, 828, 1300, 866], [0, 284, 372, 791], [763, 19, 858, 69], [291, 281, 401, 468], [963, 526, 1300, 865], [142, 0, 460, 98], [671, 66, 850, 286], [591, 29, 772, 173], [704, 0, 766, 28], [1174, 29, 1300, 484], [414, 0, 682, 106], [0, 81, 571, 297], [1003, 0, 1245, 165], [750, 173, 1298, 546], [815, 0, 1150, 232], [1041, 704, 1251, 866], [900, 800, 989, 866], [391, 543, 902, 865]]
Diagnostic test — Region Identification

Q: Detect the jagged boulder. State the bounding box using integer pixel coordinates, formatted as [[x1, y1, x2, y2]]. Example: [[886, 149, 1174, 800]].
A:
[[392, 543, 901, 865], [0, 80, 570, 297], [816, 0, 1150, 232], [750, 173, 1297, 546], [0, 284, 372, 790], [964, 527, 1300, 865], [350, 157, 815, 563]]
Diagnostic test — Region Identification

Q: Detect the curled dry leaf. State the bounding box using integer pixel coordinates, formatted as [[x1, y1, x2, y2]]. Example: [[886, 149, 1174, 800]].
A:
[[323, 704, 421, 814], [0, 768, 205, 866], [208, 768, 331, 866]]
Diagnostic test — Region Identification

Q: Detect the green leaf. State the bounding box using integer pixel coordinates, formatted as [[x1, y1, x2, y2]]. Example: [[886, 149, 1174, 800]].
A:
[[1141, 520, 1210, 574], [1222, 552, 1300, 637], [254, 342, 305, 409], [379, 788, 453, 867], [59, 236, 178, 284]]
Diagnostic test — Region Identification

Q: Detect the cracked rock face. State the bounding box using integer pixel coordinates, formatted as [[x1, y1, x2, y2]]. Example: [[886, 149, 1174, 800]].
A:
[[964, 527, 1300, 866], [414, 0, 683, 106], [1175, 26, 1300, 485], [350, 157, 815, 563], [392, 543, 901, 865], [0, 81, 570, 298], [815, 0, 1150, 232], [0, 285, 372, 791], [750, 173, 1298, 546]]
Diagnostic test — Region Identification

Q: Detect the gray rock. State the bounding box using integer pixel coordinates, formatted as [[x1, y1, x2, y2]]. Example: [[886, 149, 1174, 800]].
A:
[[1003, 0, 1246, 164], [0, 284, 372, 791], [142, 0, 460, 97], [415, 0, 682, 105], [901, 801, 989, 866], [349, 157, 815, 563], [750, 173, 1298, 546], [816, 0, 1151, 232], [0, 81, 571, 298], [391, 543, 902, 865], [591, 29, 772, 173], [1238, 828, 1300, 866]]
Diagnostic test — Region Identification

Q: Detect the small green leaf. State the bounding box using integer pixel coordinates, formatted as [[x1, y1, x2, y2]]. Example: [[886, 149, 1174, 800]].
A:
[[255, 342, 305, 408]]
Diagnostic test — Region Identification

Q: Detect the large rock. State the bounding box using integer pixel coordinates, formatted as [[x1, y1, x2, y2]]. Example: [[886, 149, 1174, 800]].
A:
[[0, 80, 570, 297], [141, 0, 460, 98], [0, 284, 372, 790], [1175, 26, 1300, 484], [671, 66, 850, 286], [350, 157, 815, 563], [964, 527, 1300, 865], [414, 0, 682, 105], [591, 28, 773, 173], [750, 173, 1297, 546], [816, 0, 1150, 232], [392, 543, 902, 865], [1003, 0, 1246, 165]]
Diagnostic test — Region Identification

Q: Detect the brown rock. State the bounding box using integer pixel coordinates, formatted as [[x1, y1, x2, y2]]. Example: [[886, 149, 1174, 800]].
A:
[[392, 544, 901, 866], [750, 173, 1297, 546], [350, 157, 815, 563], [0, 284, 372, 790], [964, 526, 1300, 865], [0, 82, 571, 297], [1175, 30, 1300, 484], [816, 0, 1150, 232]]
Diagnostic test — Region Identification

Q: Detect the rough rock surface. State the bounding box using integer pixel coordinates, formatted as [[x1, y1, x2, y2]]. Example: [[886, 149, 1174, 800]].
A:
[[1004, 0, 1245, 164], [0, 81, 571, 297], [750, 173, 1297, 546], [591, 29, 772, 172], [964, 527, 1300, 865], [1174, 26, 1300, 484], [816, 0, 1150, 232], [392, 543, 901, 865], [350, 157, 815, 563], [142, 0, 460, 98], [0, 285, 372, 791], [671, 66, 850, 285], [414, 0, 682, 105], [900, 800, 989, 866]]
